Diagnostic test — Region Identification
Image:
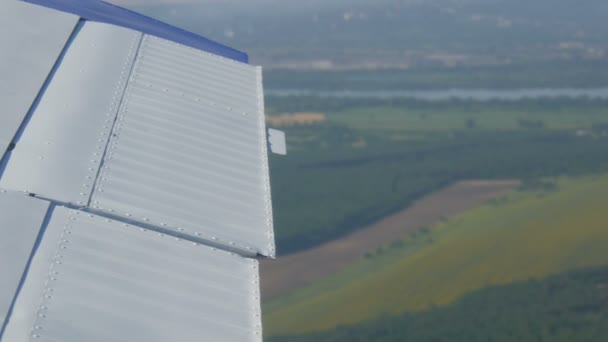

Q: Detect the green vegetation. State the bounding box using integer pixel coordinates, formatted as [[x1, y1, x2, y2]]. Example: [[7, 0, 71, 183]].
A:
[[268, 265, 608, 342], [264, 175, 608, 335], [268, 99, 608, 254], [265, 63, 608, 91], [140, 0, 608, 71], [264, 229, 435, 317]]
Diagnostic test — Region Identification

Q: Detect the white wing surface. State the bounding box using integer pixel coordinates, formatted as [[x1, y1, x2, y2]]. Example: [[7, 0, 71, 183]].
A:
[[0, 1, 279, 341]]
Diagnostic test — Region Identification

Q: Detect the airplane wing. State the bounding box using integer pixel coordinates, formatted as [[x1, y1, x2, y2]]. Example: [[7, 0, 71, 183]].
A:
[[0, 1, 283, 340]]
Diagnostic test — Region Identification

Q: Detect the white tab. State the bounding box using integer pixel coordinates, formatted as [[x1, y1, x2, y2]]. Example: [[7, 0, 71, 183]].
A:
[[268, 128, 287, 155]]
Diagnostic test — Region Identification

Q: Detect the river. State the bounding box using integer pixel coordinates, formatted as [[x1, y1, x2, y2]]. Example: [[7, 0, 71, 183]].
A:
[[265, 87, 608, 101]]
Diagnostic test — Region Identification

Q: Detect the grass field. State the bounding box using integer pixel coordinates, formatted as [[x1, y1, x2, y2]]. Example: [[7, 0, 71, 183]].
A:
[[269, 99, 608, 254], [264, 174, 608, 336], [328, 105, 608, 132], [261, 180, 519, 300], [268, 266, 608, 341]]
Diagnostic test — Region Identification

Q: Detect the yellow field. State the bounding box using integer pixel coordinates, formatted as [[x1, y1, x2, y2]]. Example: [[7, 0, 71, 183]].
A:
[[266, 112, 326, 127], [264, 175, 608, 336]]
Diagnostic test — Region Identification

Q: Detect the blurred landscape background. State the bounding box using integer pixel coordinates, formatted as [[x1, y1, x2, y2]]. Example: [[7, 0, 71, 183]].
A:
[[120, 0, 608, 340]]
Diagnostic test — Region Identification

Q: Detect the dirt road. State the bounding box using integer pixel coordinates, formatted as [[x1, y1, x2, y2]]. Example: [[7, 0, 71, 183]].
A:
[[260, 180, 520, 300]]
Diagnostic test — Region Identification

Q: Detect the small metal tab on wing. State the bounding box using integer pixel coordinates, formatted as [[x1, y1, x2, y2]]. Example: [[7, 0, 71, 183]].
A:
[[268, 129, 287, 155]]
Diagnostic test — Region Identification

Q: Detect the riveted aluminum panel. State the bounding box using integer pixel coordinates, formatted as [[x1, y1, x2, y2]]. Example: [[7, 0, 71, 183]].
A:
[[3, 207, 263, 342], [0, 190, 49, 330], [91, 35, 276, 257], [0, 1, 78, 154], [0, 22, 142, 205]]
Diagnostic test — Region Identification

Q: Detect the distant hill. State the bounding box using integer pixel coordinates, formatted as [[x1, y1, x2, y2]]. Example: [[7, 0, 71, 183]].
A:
[[130, 0, 608, 68]]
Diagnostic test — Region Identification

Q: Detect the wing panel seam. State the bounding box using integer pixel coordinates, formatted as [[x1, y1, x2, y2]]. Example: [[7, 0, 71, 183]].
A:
[[86, 32, 144, 207]]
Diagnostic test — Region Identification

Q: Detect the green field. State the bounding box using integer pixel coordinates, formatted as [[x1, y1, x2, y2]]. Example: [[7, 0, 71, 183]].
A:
[[265, 63, 608, 92], [329, 104, 608, 132], [268, 99, 608, 254], [269, 266, 608, 342], [264, 175, 608, 336]]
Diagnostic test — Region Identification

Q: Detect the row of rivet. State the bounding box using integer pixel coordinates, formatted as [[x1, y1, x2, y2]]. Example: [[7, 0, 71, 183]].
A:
[[138, 37, 255, 120], [79, 33, 143, 207], [31, 211, 76, 338], [140, 36, 259, 116], [90, 39, 263, 257], [250, 260, 263, 337], [30, 208, 257, 338], [256, 67, 276, 257], [148, 35, 248, 68]]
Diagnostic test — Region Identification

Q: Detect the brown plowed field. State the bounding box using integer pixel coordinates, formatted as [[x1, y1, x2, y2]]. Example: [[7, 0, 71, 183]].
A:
[[261, 180, 520, 300]]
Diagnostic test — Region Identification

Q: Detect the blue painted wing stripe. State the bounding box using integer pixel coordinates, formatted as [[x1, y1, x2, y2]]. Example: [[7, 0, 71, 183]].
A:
[[20, 0, 249, 63]]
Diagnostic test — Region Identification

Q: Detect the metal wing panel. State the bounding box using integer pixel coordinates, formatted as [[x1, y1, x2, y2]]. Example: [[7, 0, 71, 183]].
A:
[[91, 35, 276, 257], [0, 21, 141, 205], [0, 190, 49, 330], [3, 207, 263, 342], [21, 0, 249, 63], [0, 1, 78, 154]]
